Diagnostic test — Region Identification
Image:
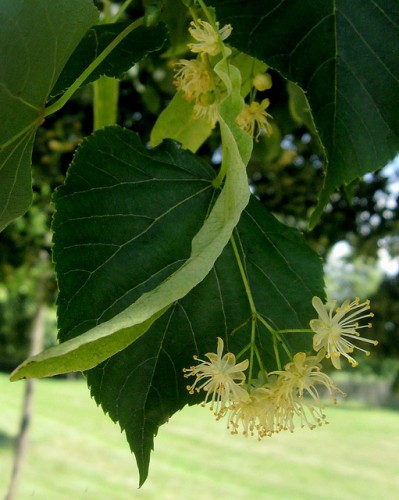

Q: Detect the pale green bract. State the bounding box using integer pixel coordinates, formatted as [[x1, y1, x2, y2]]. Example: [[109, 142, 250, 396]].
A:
[[11, 47, 253, 381], [150, 90, 213, 153]]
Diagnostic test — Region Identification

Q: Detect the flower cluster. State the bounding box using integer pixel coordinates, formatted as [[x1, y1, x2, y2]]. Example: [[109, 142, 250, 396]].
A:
[[174, 17, 273, 137], [310, 296, 377, 369], [183, 297, 377, 439], [183, 338, 342, 439], [173, 20, 232, 127], [188, 20, 232, 56], [183, 337, 249, 415], [236, 98, 273, 141]]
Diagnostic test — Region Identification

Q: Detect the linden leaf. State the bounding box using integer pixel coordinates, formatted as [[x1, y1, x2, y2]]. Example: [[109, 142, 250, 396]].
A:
[[50, 22, 168, 97], [11, 111, 251, 380], [87, 196, 324, 486], [11, 41, 253, 381], [206, 0, 399, 226], [0, 0, 98, 232]]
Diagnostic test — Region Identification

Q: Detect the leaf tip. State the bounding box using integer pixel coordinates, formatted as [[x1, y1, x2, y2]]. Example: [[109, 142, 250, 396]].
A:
[[9, 366, 25, 382]]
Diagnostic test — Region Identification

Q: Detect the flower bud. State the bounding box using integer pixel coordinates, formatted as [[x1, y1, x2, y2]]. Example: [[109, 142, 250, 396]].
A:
[[253, 73, 272, 91]]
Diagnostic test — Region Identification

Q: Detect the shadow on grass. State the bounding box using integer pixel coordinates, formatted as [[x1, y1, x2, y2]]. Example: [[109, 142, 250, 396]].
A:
[[0, 430, 15, 448]]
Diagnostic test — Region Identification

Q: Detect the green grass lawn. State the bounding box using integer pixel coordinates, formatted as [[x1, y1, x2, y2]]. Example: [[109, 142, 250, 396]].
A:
[[1, 373, 398, 500]]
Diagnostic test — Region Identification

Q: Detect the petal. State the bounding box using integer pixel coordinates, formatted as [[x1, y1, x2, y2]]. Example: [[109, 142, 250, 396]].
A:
[[310, 318, 329, 335], [331, 354, 342, 370], [216, 337, 224, 359], [312, 331, 327, 349], [311, 296, 330, 324], [229, 359, 249, 373], [231, 384, 250, 403], [205, 352, 218, 363]]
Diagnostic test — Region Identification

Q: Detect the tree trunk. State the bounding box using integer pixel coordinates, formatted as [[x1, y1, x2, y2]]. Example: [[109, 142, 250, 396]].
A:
[[5, 302, 46, 500]]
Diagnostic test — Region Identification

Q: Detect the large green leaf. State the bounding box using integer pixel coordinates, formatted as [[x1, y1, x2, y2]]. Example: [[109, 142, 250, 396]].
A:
[[207, 0, 399, 225], [0, 0, 98, 232], [87, 197, 324, 486], [50, 22, 168, 97], [54, 129, 216, 343], [11, 117, 251, 379], [11, 47, 252, 381]]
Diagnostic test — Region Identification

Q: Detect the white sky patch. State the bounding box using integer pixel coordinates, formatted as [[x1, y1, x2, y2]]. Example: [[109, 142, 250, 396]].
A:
[[328, 240, 351, 260], [378, 247, 399, 276]]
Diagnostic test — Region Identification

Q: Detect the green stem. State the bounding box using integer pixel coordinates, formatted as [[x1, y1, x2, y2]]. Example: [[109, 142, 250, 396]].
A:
[[44, 17, 144, 118], [254, 343, 266, 376], [274, 328, 313, 334], [275, 333, 294, 361], [247, 318, 256, 384], [272, 335, 282, 370], [197, 0, 215, 25], [230, 233, 299, 376], [255, 312, 275, 336], [186, 2, 199, 20], [229, 316, 252, 337], [235, 342, 251, 361], [112, 0, 134, 23], [230, 234, 256, 314], [230, 233, 260, 384], [256, 314, 293, 362]]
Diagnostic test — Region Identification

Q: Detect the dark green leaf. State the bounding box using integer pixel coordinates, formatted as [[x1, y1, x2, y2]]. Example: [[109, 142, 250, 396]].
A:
[[50, 22, 168, 97], [0, 131, 36, 232], [53, 127, 216, 343], [207, 0, 399, 225], [12, 54, 253, 381], [0, 0, 98, 231], [87, 196, 324, 485]]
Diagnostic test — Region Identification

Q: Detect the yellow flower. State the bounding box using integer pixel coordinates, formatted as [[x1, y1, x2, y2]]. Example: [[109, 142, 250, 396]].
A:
[[193, 92, 219, 126], [183, 337, 249, 415], [268, 352, 343, 432], [281, 395, 327, 431], [188, 19, 232, 56], [310, 296, 378, 369], [173, 59, 213, 102], [220, 351, 345, 438], [226, 392, 260, 437], [236, 99, 273, 140], [271, 351, 343, 404], [227, 385, 276, 439], [273, 351, 347, 431], [224, 351, 342, 439]]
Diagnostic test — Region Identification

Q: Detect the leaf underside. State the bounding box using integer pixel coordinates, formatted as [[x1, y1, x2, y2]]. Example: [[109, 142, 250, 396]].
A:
[[0, 0, 98, 231], [207, 0, 399, 224]]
